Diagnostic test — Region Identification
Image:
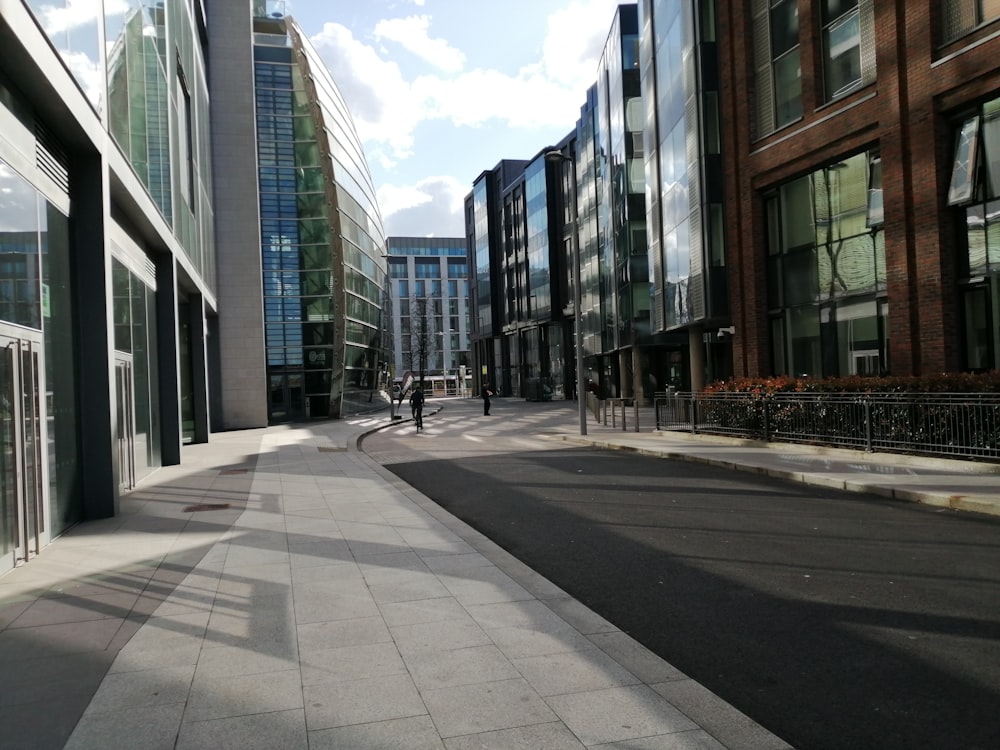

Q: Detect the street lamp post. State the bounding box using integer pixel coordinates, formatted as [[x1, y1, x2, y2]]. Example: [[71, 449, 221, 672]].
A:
[[546, 149, 587, 436]]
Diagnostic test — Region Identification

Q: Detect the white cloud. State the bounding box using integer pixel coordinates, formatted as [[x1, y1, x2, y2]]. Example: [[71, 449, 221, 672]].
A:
[[374, 15, 465, 73], [540, 0, 623, 91], [310, 0, 623, 161], [378, 176, 466, 236], [311, 22, 421, 160], [37, 0, 129, 34]]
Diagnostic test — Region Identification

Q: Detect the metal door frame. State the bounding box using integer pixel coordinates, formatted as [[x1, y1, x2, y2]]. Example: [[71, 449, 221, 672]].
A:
[[0, 324, 49, 571], [114, 353, 136, 493]]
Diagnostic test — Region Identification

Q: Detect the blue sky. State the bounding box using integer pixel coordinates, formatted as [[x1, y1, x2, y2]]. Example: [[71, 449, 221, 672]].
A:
[[285, 0, 627, 237]]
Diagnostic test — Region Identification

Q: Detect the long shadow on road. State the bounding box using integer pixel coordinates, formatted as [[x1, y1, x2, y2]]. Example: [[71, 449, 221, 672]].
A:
[[377, 445, 1000, 750]]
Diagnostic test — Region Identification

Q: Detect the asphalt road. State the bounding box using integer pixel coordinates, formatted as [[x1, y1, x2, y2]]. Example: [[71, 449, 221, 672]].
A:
[[362, 398, 1000, 750]]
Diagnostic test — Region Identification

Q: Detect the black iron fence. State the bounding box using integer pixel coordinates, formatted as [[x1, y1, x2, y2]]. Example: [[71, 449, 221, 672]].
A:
[[654, 391, 1000, 462]]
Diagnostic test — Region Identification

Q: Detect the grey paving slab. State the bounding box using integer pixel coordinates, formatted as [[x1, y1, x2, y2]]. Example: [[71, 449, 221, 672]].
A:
[[184, 667, 303, 722], [587, 630, 690, 685], [176, 708, 308, 750], [389, 613, 493, 656], [0, 617, 125, 662], [512, 647, 641, 696], [8, 591, 141, 628], [404, 643, 521, 689], [309, 714, 445, 750], [302, 673, 426, 730], [590, 730, 729, 749], [378, 595, 469, 626], [64, 702, 186, 750], [83, 665, 196, 715], [545, 684, 699, 746], [437, 565, 535, 606], [300, 641, 409, 686], [443, 721, 586, 749], [421, 676, 557, 738]]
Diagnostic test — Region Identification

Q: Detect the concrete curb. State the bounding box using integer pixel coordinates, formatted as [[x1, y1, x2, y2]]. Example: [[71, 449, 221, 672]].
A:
[[550, 435, 1000, 518]]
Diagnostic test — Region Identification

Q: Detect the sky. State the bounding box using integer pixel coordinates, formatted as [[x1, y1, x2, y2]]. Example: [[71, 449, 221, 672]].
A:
[[285, 0, 628, 238]]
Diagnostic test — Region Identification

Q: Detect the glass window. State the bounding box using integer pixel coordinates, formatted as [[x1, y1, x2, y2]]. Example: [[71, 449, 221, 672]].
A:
[[823, 6, 862, 99], [773, 51, 803, 127], [949, 115, 981, 205], [770, 0, 799, 56], [789, 305, 822, 376], [964, 286, 992, 369], [981, 99, 1000, 198], [943, 0, 1000, 43], [0, 164, 42, 329], [866, 157, 883, 227], [780, 177, 814, 251]]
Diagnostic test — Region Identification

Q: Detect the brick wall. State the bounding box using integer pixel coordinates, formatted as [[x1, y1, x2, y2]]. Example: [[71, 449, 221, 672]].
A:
[[718, 0, 1000, 377]]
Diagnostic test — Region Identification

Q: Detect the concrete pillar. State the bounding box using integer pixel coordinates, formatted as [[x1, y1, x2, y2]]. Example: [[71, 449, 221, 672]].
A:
[[155, 254, 181, 465], [73, 153, 117, 519]]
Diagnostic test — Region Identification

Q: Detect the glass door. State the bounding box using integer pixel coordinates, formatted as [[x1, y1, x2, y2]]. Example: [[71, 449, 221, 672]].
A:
[[115, 355, 136, 492], [0, 327, 49, 573]]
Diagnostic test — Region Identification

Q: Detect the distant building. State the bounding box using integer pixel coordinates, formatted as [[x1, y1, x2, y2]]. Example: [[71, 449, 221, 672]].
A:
[[208, 4, 390, 423], [386, 236, 471, 394]]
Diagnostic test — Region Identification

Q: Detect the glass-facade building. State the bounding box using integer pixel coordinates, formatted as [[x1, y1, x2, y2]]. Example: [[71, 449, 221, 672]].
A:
[[1, 0, 216, 576], [210, 5, 390, 424]]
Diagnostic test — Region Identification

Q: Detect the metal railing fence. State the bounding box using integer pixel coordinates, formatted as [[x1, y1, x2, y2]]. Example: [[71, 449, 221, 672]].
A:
[[655, 391, 1000, 461]]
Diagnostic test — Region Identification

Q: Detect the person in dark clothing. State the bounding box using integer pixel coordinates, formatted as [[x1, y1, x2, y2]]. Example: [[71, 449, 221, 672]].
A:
[[409, 386, 425, 431], [481, 383, 492, 416]]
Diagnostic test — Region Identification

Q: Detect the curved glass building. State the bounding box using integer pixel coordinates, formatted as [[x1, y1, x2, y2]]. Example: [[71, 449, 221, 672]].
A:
[[209, 4, 390, 424]]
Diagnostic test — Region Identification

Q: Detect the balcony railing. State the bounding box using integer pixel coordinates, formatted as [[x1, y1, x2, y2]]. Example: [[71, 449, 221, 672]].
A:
[[654, 391, 1000, 462]]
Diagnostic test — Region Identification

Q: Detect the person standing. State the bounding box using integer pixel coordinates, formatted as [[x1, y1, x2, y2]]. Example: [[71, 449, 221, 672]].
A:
[[481, 382, 492, 416], [409, 385, 425, 431]]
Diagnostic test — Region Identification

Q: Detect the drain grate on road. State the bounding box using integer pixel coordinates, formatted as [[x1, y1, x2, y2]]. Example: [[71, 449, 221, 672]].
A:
[[318, 446, 346, 453]]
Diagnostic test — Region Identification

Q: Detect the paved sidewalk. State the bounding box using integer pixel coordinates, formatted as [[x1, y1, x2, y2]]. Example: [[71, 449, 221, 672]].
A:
[[552, 407, 1000, 518], [1, 401, 996, 750]]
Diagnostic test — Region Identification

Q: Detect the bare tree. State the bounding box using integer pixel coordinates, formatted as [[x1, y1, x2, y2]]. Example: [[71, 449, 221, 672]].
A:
[[408, 295, 437, 388]]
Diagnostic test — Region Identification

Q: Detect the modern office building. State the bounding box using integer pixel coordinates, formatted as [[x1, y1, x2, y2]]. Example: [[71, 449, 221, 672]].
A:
[[639, 0, 730, 389], [385, 236, 471, 394], [718, 1, 1000, 378], [470, 1, 1000, 394], [208, 2, 390, 424], [466, 159, 529, 395], [467, 146, 572, 401], [0, 0, 391, 573], [0, 0, 216, 573]]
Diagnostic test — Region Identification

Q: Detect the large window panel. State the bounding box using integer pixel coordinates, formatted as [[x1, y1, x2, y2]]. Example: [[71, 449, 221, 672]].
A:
[[0, 164, 41, 329], [780, 177, 814, 251], [770, 0, 799, 56], [949, 116, 981, 205], [824, 8, 862, 99], [789, 305, 822, 376], [773, 51, 802, 128]]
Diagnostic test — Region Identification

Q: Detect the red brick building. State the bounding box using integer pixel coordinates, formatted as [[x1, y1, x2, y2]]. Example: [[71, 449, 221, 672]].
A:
[[718, 1, 1000, 378]]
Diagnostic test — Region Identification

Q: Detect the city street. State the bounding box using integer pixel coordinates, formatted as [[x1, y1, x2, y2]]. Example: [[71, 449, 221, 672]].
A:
[[362, 397, 1000, 750]]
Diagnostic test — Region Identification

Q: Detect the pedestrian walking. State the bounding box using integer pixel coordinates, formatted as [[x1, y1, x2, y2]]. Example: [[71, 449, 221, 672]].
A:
[[481, 382, 492, 416], [409, 385, 425, 431]]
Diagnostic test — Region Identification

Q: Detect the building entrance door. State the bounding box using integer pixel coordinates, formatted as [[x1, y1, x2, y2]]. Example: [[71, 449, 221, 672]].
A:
[[0, 326, 49, 573], [115, 355, 136, 493]]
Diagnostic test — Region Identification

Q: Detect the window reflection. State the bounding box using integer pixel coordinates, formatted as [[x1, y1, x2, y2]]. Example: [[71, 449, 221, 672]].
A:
[[25, 0, 103, 109], [0, 163, 42, 329]]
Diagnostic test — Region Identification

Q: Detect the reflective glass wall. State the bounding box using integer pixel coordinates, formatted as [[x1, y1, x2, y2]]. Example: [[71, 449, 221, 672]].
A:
[[253, 14, 388, 421], [766, 150, 888, 377], [0, 157, 79, 536]]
